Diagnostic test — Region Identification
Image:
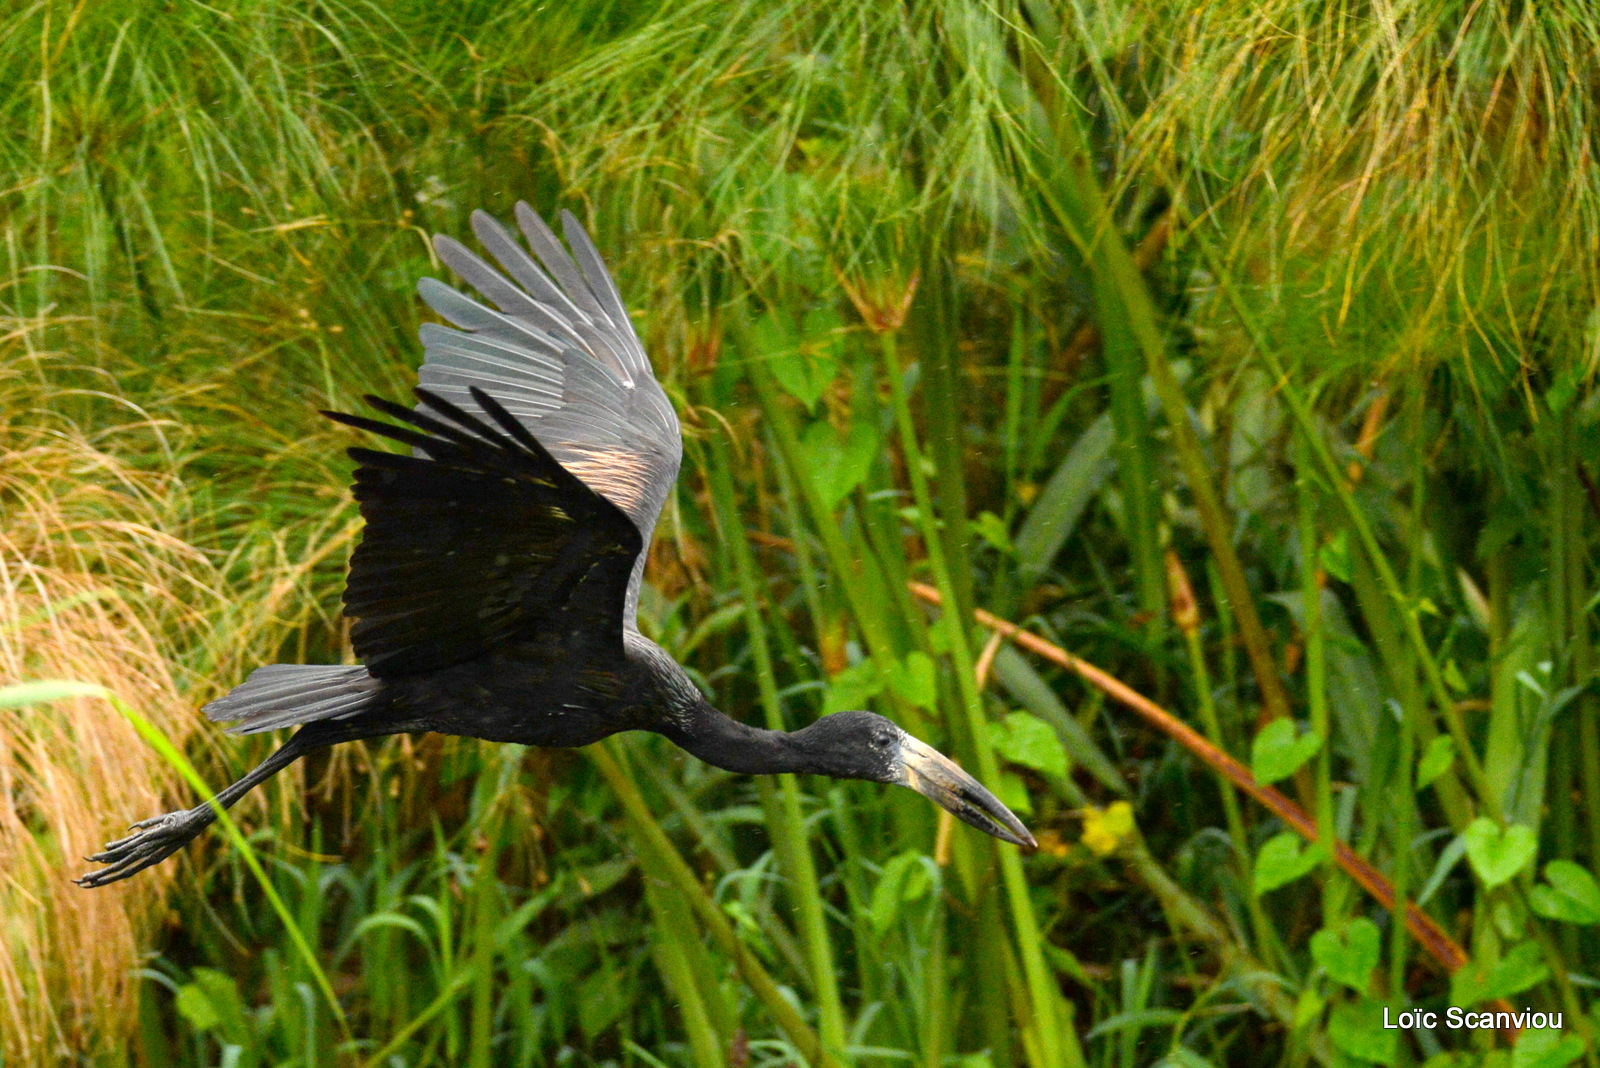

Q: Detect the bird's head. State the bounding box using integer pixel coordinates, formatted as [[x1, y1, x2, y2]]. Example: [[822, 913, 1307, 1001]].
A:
[[792, 711, 1036, 849]]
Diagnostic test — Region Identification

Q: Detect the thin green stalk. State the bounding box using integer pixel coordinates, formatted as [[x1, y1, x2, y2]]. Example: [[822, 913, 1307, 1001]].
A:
[[705, 430, 850, 1058], [1179, 620, 1273, 960], [1527, 917, 1600, 1067], [746, 352, 896, 658], [633, 759, 808, 979], [1558, 422, 1600, 879], [589, 740, 842, 1068], [1030, 93, 1292, 730], [1192, 232, 1495, 818], [923, 888, 948, 1068], [1295, 434, 1344, 921], [644, 877, 727, 1068], [879, 330, 1083, 1068], [469, 809, 500, 1068], [1388, 388, 1427, 1000], [357, 873, 566, 1068], [767, 428, 829, 644]]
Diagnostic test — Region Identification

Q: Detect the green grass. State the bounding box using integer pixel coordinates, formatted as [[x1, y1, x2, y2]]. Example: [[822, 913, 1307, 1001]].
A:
[[3, 0, 1599, 1066]]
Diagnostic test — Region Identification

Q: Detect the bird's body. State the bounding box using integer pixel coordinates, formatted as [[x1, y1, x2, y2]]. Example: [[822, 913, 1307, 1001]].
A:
[[78, 203, 1032, 889]]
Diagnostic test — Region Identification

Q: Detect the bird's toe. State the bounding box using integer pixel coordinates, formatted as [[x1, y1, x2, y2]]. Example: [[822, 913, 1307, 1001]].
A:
[[77, 811, 195, 888]]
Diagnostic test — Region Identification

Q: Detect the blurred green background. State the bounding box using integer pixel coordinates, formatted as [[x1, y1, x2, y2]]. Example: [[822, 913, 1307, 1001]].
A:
[[3, 1, 1599, 1065]]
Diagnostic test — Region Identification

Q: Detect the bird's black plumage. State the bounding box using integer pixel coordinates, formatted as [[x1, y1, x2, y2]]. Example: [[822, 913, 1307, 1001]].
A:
[[77, 204, 1032, 889]]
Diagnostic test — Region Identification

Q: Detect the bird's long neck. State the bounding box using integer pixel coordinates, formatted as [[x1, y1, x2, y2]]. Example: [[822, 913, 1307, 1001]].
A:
[[664, 699, 811, 776]]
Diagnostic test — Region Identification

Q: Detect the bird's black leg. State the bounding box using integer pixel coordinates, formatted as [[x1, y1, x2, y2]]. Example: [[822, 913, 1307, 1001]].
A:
[[76, 721, 361, 888]]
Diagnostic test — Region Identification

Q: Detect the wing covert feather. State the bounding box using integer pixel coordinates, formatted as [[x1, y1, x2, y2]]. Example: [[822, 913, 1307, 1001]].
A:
[[329, 390, 641, 677], [414, 205, 680, 626]]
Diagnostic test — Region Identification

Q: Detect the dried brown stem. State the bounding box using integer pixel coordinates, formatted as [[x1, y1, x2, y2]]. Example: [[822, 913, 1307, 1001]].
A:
[[906, 580, 1477, 979]]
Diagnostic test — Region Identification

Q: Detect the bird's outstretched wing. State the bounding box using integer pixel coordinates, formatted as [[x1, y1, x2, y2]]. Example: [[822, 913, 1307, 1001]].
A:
[[416, 204, 680, 626], [325, 388, 642, 677]]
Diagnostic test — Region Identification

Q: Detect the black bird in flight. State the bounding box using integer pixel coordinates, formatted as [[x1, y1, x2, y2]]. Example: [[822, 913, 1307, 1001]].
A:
[[78, 204, 1033, 888]]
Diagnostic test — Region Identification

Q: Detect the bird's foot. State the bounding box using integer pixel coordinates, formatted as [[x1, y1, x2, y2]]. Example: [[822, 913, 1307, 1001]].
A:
[[76, 809, 205, 888]]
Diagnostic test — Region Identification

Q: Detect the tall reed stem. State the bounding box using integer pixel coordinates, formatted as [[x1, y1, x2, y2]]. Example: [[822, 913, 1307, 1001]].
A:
[[1294, 433, 1344, 921], [589, 740, 841, 1068], [705, 429, 850, 1058], [879, 329, 1083, 1068]]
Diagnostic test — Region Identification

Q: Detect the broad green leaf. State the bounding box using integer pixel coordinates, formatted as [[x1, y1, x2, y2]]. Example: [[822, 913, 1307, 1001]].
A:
[[578, 967, 628, 1039], [1155, 1050, 1217, 1068], [799, 418, 878, 509], [175, 969, 254, 1049], [1416, 735, 1455, 791], [823, 660, 884, 715], [991, 647, 1127, 795], [885, 652, 937, 710], [174, 983, 222, 1033], [1310, 918, 1380, 991], [1513, 1027, 1585, 1068], [995, 771, 1033, 819], [1250, 719, 1322, 784], [1546, 363, 1581, 415], [1327, 998, 1398, 1065], [1528, 860, 1600, 925], [1253, 833, 1327, 894], [1449, 941, 1549, 1007], [1464, 819, 1538, 889], [760, 309, 842, 411], [989, 712, 1068, 780]]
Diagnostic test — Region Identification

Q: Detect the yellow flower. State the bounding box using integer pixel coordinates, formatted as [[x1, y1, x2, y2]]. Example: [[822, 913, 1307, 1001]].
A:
[[1079, 802, 1135, 857]]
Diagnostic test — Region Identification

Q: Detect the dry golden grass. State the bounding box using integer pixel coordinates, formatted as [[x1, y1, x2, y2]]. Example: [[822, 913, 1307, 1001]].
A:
[[0, 341, 221, 1060], [0, 312, 362, 1061]]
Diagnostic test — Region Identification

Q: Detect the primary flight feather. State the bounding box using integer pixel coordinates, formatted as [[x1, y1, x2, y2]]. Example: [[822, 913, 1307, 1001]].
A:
[[78, 204, 1032, 888]]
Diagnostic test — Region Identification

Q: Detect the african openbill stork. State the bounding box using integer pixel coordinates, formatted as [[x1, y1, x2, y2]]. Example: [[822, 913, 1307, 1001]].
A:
[[78, 204, 1033, 888]]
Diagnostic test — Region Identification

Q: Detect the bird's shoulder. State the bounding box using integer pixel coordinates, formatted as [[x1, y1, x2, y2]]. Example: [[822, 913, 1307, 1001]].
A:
[[622, 630, 703, 724]]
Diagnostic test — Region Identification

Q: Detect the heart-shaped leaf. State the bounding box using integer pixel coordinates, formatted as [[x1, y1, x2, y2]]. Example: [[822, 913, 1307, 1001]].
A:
[[1529, 860, 1600, 925], [823, 660, 884, 715], [996, 771, 1033, 819], [1250, 719, 1322, 784], [1310, 917, 1380, 992], [989, 713, 1068, 780], [760, 309, 842, 411], [885, 652, 937, 710], [799, 418, 878, 509], [1253, 833, 1328, 894], [1326, 998, 1398, 1066], [1464, 818, 1537, 889], [1449, 940, 1548, 1007], [1513, 1027, 1586, 1068]]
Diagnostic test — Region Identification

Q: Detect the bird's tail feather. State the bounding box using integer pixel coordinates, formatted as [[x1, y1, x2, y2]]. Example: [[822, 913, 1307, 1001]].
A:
[[203, 664, 382, 735]]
